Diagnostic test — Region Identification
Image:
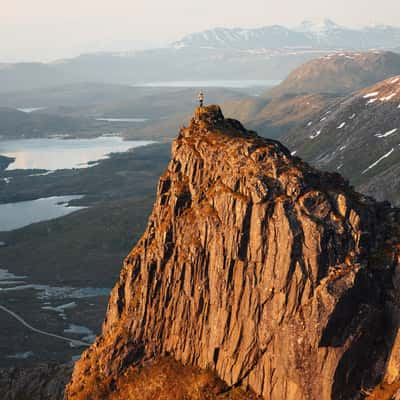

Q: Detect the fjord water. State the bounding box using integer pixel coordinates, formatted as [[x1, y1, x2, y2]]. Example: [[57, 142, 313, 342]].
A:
[[0, 137, 154, 170], [95, 118, 149, 122], [0, 195, 85, 231], [134, 79, 281, 88]]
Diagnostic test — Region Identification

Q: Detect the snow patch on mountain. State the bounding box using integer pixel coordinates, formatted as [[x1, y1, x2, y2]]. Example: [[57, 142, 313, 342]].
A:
[[362, 148, 395, 174], [364, 92, 380, 99], [376, 128, 398, 138], [310, 129, 322, 139], [294, 18, 341, 34]]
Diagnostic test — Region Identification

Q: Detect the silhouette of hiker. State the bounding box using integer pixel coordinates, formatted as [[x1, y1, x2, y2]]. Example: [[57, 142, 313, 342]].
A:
[[198, 91, 204, 107]]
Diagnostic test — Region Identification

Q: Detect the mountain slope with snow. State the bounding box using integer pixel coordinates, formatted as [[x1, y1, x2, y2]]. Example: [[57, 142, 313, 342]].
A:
[[172, 26, 314, 50], [221, 51, 400, 140], [283, 76, 400, 205]]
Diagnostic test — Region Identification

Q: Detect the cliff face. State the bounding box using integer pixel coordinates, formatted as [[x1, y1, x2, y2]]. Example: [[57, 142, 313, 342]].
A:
[[66, 106, 400, 400]]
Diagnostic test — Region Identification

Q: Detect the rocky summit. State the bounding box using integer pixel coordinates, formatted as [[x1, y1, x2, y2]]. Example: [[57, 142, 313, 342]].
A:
[[65, 105, 400, 400]]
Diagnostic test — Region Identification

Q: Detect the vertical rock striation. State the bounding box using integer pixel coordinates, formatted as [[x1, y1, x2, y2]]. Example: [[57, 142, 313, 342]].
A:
[[66, 106, 400, 400]]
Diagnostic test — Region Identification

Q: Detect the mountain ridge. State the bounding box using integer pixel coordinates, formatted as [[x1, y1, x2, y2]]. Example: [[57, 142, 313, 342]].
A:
[[172, 20, 400, 50], [1, 22, 400, 93], [221, 50, 400, 141], [266, 51, 400, 96]]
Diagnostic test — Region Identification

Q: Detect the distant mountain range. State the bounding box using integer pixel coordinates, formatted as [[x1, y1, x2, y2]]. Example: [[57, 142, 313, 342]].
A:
[[0, 47, 325, 93], [172, 19, 400, 50], [0, 20, 399, 94]]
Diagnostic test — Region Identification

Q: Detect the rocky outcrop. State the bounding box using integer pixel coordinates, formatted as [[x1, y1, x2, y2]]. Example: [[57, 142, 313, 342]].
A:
[[66, 105, 400, 400], [0, 363, 72, 400]]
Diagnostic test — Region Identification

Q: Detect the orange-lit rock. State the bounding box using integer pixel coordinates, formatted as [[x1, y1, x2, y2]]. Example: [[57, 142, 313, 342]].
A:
[[66, 106, 400, 400]]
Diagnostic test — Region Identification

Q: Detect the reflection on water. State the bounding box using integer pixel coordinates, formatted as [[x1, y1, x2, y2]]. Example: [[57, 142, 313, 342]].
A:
[[0, 195, 85, 231], [0, 137, 154, 170]]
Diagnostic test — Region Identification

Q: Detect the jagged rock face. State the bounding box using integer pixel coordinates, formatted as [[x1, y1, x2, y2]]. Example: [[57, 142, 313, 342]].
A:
[[66, 106, 399, 400]]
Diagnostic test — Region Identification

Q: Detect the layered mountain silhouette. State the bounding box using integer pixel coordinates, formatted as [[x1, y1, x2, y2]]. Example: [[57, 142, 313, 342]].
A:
[[173, 20, 400, 50], [64, 106, 400, 400], [223, 51, 400, 139], [1, 22, 399, 93]]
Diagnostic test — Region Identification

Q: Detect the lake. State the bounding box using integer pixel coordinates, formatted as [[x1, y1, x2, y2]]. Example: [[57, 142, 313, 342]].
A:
[[0, 137, 154, 170], [134, 80, 281, 88], [96, 118, 149, 122], [17, 107, 47, 113], [0, 195, 85, 231]]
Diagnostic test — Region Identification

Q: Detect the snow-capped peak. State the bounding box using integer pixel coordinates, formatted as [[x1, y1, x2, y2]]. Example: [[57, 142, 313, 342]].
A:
[[295, 18, 341, 33], [170, 21, 400, 51]]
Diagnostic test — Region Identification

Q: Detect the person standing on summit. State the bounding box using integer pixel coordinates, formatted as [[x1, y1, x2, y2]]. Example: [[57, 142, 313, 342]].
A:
[[198, 90, 204, 107]]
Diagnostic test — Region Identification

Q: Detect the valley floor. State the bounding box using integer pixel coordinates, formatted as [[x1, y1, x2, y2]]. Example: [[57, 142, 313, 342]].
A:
[[0, 143, 170, 367]]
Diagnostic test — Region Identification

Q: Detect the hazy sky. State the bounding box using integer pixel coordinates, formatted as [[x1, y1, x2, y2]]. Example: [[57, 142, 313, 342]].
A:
[[1, 0, 399, 62]]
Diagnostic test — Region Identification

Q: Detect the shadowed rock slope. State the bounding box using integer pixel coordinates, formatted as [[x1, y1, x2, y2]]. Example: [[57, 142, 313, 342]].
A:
[[283, 75, 400, 206], [0, 364, 72, 400], [66, 106, 400, 400]]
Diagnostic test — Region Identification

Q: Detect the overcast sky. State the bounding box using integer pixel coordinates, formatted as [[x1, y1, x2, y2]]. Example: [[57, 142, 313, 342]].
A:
[[1, 0, 399, 62]]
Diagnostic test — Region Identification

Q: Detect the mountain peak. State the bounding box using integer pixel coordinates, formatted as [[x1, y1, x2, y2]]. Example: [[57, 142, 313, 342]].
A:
[[185, 105, 257, 139], [193, 104, 225, 124], [65, 105, 400, 400], [295, 18, 340, 33]]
